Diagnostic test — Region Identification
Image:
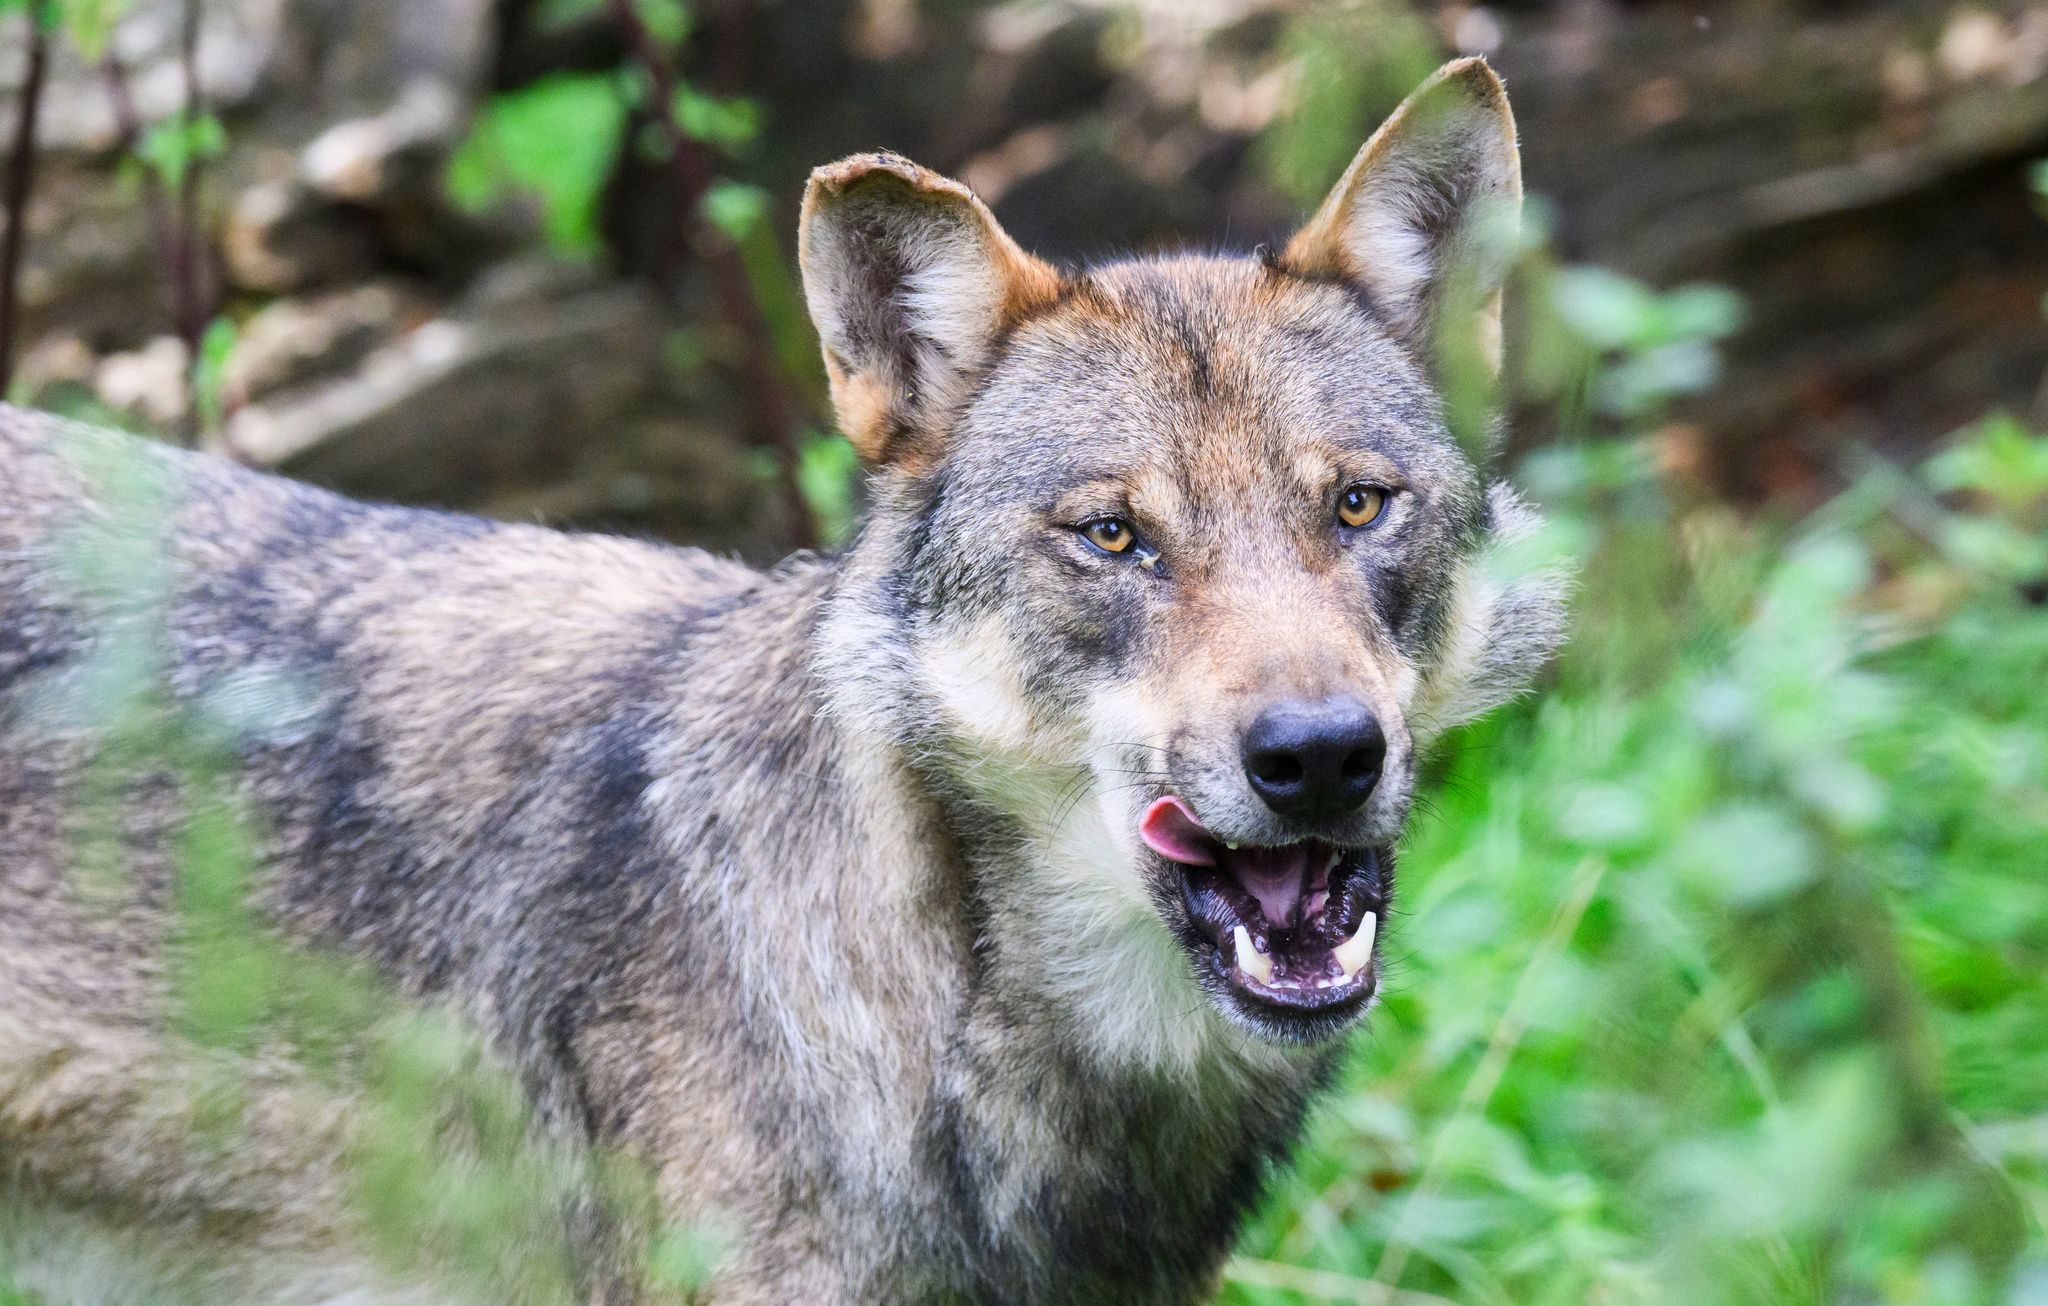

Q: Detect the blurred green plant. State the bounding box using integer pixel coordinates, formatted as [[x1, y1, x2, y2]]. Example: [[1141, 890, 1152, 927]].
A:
[[794, 429, 860, 547], [446, 71, 632, 258], [536, 0, 689, 46], [131, 110, 224, 191], [1218, 351, 2048, 1306], [444, 3, 760, 260], [1255, 0, 1442, 210], [189, 314, 237, 433]]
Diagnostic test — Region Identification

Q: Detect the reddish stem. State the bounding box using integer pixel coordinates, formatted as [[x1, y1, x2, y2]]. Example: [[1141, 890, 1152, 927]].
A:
[[0, 0, 55, 396], [174, 0, 210, 361]]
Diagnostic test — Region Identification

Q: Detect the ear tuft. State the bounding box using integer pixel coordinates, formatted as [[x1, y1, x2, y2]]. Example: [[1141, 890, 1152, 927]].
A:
[[800, 153, 1063, 466], [1281, 57, 1521, 374]]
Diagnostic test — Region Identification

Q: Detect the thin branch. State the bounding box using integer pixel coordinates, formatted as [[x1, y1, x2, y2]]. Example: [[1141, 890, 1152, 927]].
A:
[[100, 7, 217, 449], [606, 0, 819, 551], [0, 0, 55, 396], [99, 53, 189, 418], [173, 0, 210, 364]]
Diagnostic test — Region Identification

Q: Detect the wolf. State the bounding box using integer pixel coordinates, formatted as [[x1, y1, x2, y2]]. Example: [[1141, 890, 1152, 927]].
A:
[[0, 58, 1564, 1305]]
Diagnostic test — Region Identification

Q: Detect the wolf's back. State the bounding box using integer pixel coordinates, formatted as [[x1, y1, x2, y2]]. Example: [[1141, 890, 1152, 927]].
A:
[[0, 403, 833, 1300]]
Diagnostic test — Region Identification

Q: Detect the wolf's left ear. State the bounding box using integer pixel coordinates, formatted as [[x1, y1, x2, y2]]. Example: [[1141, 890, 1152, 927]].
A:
[[1281, 57, 1521, 375], [800, 153, 1064, 467]]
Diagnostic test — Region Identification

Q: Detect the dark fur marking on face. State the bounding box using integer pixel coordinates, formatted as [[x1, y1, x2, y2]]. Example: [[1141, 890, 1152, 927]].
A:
[[1259, 252, 1417, 371], [1369, 557, 1417, 642]]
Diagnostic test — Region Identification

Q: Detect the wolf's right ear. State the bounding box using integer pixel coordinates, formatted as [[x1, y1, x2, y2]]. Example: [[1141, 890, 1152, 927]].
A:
[[799, 153, 1064, 468]]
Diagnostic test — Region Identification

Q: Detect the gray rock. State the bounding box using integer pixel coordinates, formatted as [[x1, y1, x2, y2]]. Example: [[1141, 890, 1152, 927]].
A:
[[225, 283, 664, 507], [221, 280, 420, 407]]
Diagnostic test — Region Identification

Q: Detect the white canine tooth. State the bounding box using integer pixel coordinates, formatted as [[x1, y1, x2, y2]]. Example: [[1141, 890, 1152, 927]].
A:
[[1233, 925, 1274, 984], [1326, 849, 1342, 872], [1223, 840, 1239, 851], [1333, 911, 1378, 979]]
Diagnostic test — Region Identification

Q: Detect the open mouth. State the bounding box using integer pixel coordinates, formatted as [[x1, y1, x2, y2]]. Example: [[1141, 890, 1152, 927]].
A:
[[1140, 796, 1387, 1033]]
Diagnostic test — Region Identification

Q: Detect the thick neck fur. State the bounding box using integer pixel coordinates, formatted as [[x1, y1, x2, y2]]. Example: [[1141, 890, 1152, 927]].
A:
[[792, 509, 1337, 1299]]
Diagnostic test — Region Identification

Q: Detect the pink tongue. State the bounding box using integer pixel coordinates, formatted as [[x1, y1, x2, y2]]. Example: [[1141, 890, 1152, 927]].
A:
[[1139, 796, 1216, 866], [1138, 797, 1310, 926], [1227, 844, 1310, 927]]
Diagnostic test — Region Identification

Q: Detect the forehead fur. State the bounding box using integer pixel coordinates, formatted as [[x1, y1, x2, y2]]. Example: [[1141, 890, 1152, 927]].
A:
[[948, 255, 1478, 528]]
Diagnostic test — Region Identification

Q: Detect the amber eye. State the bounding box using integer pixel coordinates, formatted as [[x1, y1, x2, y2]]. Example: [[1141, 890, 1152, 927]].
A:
[[1338, 484, 1390, 529], [1080, 517, 1136, 554]]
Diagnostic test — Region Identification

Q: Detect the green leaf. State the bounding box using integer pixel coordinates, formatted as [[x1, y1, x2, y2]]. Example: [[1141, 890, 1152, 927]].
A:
[[634, 0, 691, 48], [1655, 283, 1745, 343], [59, 0, 129, 54], [671, 85, 759, 152], [1558, 782, 1652, 851], [193, 314, 238, 434], [700, 179, 767, 241], [795, 432, 859, 547], [1677, 802, 1818, 907], [136, 113, 227, 188], [445, 72, 629, 258], [1550, 266, 1662, 350]]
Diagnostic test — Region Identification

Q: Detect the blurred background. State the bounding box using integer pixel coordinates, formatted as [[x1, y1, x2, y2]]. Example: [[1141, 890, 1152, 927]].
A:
[[2, 0, 2046, 1303]]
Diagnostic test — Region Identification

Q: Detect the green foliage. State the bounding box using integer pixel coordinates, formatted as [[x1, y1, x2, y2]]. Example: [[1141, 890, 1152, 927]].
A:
[[1255, 2, 1442, 209], [1547, 268, 1745, 419], [134, 112, 226, 190], [700, 178, 767, 240], [446, 72, 631, 257], [669, 85, 758, 153], [190, 314, 237, 433], [1220, 416, 2048, 1306], [796, 431, 860, 547], [0, 0, 54, 33], [53, 0, 127, 54], [536, 0, 691, 48]]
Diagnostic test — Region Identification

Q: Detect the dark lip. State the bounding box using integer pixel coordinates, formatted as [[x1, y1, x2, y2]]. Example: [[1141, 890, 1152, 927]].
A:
[[1205, 945, 1378, 1018]]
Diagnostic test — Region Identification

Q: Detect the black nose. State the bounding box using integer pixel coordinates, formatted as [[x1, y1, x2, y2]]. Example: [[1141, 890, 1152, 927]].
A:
[[1241, 700, 1386, 821]]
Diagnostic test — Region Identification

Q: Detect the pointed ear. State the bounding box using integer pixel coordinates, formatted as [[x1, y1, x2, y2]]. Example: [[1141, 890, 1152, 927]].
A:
[[1280, 57, 1521, 375], [799, 153, 1065, 467]]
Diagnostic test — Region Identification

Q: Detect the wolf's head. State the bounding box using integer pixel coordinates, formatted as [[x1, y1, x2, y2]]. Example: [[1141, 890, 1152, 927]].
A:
[[803, 60, 1566, 1053]]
